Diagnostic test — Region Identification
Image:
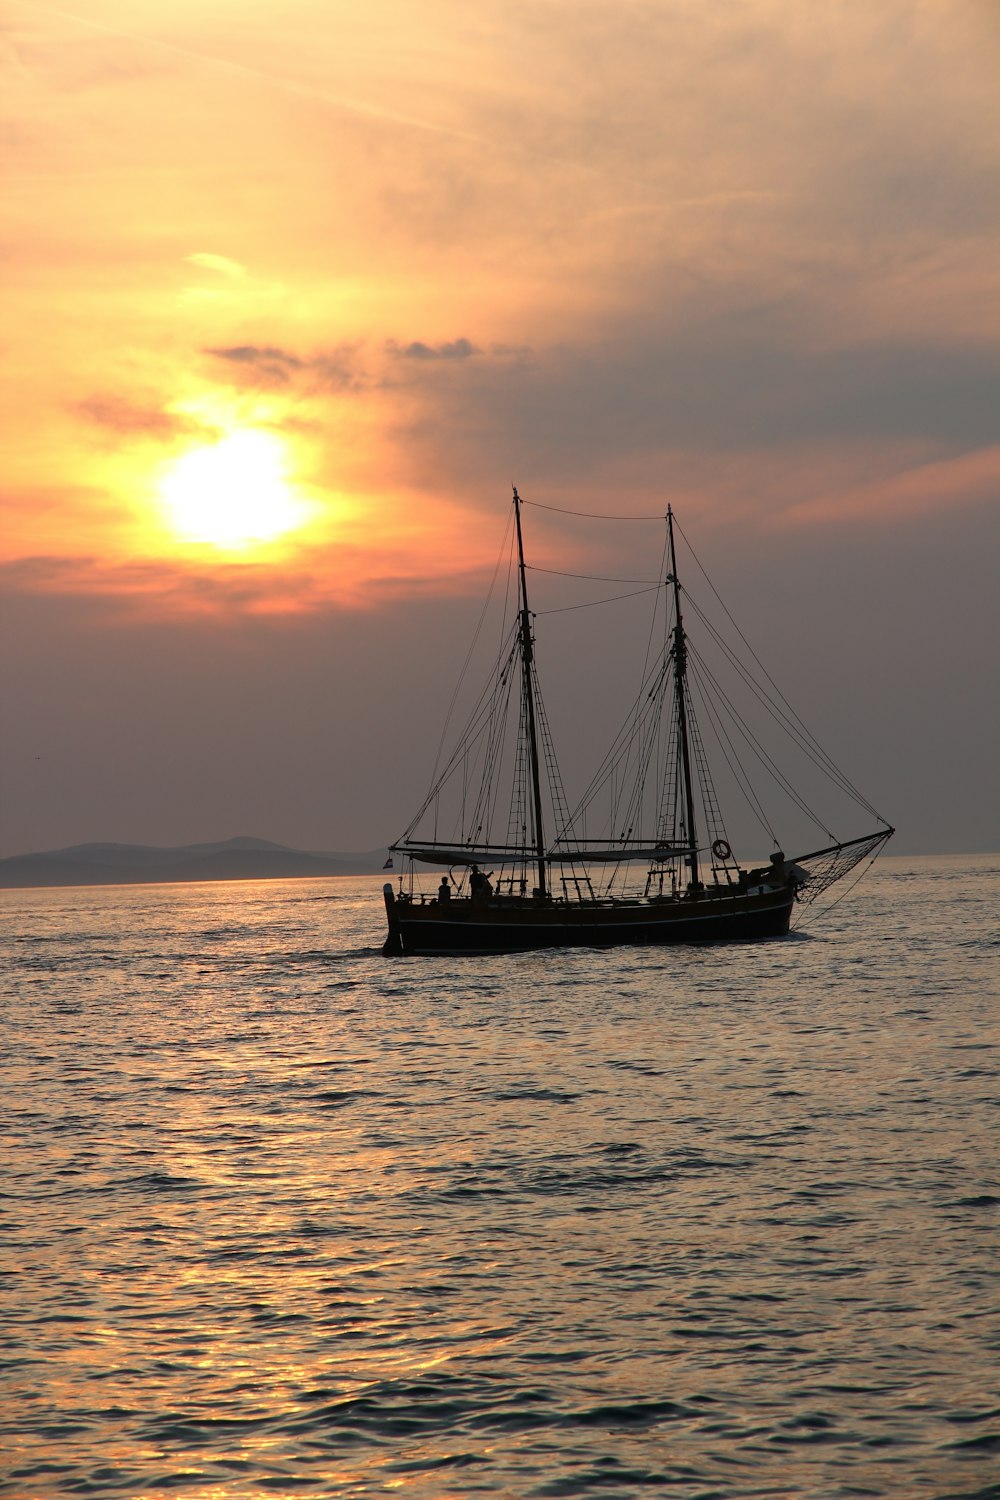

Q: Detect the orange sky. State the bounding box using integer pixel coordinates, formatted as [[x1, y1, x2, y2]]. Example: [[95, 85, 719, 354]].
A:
[[1, 1, 999, 857], [4, 0, 998, 617]]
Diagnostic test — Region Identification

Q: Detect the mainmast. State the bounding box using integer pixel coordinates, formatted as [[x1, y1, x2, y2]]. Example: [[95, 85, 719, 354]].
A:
[[513, 486, 548, 898], [667, 506, 700, 888]]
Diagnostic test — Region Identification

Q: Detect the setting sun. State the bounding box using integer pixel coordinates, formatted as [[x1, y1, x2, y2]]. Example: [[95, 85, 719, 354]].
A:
[[158, 430, 306, 550]]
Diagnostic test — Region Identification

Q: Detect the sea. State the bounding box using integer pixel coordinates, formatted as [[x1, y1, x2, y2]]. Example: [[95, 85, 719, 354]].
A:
[[1, 853, 997, 1500]]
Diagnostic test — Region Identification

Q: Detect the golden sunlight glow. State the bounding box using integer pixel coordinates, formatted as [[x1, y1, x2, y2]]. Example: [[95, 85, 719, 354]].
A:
[[158, 430, 307, 550]]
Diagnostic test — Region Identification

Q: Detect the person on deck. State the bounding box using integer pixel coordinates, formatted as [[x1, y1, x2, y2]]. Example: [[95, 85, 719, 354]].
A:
[[437, 876, 451, 903]]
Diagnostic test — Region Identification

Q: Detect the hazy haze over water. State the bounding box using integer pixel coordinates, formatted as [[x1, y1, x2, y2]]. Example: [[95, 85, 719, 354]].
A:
[[1, 855, 998, 1498]]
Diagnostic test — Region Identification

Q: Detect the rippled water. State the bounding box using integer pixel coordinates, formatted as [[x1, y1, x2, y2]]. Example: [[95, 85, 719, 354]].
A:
[[1, 855, 997, 1499]]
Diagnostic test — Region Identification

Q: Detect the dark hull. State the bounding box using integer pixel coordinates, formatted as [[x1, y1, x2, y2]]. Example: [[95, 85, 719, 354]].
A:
[[383, 883, 795, 956]]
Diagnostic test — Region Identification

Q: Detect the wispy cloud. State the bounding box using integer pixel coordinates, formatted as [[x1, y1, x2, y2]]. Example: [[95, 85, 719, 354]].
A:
[[186, 252, 246, 278], [782, 446, 1000, 528]]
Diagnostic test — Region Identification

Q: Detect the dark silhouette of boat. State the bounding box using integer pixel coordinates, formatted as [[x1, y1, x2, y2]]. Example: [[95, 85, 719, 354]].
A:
[[384, 490, 892, 955]]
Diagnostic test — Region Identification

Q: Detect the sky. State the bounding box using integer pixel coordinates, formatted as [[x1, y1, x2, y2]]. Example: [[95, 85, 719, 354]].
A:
[[1, 0, 998, 859]]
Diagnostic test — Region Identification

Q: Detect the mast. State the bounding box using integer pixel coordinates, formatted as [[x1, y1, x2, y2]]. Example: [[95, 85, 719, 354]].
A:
[[513, 486, 547, 898], [667, 506, 700, 888]]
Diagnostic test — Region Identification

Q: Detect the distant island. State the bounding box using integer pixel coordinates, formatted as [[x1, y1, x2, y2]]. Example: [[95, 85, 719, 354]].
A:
[[1, 837, 994, 891], [0, 836, 394, 889]]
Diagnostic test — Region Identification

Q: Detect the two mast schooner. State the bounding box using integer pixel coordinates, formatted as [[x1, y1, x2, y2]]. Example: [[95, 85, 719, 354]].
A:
[[383, 489, 892, 955]]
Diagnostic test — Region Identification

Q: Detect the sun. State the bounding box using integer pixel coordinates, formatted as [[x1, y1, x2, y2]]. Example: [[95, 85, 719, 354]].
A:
[[158, 429, 307, 550]]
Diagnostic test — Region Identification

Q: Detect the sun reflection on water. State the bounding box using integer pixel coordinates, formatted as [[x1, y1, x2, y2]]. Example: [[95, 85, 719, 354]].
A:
[[1, 864, 997, 1496]]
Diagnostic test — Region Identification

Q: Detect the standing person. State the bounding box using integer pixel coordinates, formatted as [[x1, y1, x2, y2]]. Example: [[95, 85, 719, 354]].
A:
[[437, 875, 451, 903]]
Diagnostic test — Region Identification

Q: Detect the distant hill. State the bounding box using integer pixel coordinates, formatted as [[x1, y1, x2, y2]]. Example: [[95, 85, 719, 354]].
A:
[[0, 836, 393, 889]]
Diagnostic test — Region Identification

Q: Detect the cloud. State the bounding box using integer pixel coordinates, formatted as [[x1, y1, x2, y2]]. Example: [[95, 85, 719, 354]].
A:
[[4, 14, 179, 94], [389, 338, 480, 362], [0, 513, 501, 617], [74, 395, 202, 441], [6, 0, 999, 602], [205, 343, 362, 392], [206, 345, 303, 384], [0, 552, 310, 618], [380, 302, 1000, 505]]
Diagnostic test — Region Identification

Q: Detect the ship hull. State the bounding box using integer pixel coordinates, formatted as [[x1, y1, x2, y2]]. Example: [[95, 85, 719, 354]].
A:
[[383, 883, 795, 956]]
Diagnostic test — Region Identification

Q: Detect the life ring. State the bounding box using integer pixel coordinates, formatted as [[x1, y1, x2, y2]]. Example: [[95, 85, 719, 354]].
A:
[[711, 838, 732, 861]]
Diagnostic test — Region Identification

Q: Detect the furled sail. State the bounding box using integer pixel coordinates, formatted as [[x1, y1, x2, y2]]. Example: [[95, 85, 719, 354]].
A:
[[394, 842, 693, 866], [394, 844, 533, 867]]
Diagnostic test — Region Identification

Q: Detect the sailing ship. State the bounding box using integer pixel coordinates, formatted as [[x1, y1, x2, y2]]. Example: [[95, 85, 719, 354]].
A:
[[383, 489, 892, 955]]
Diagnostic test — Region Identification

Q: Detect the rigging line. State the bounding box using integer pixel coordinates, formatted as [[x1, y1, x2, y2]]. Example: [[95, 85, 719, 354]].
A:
[[476, 637, 510, 827], [691, 668, 774, 845], [584, 662, 672, 826], [610, 547, 673, 848], [472, 535, 521, 847], [401, 638, 519, 836], [793, 840, 888, 931], [527, 565, 662, 584], [563, 649, 671, 822], [672, 515, 885, 820], [674, 513, 867, 798], [680, 578, 853, 786], [470, 654, 515, 852], [620, 537, 677, 834], [556, 559, 674, 839], [532, 661, 573, 839], [686, 638, 831, 831], [653, 539, 674, 830], [684, 592, 854, 794], [687, 641, 836, 839], [637, 526, 673, 734], [450, 659, 513, 839], [427, 510, 515, 790], [683, 592, 880, 814], [607, 546, 673, 848], [687, 657, 777, 844], [435, 633, 519, 786], [478, 655, 519, 845], [685, 592, 878, 810], [616, 666, 669, 848], [537, 585, 661, 615], [680, 670, 724, 840], [521, 499, 667, 521], [499, 534, 517, 678], [655, 708, 682, 850]]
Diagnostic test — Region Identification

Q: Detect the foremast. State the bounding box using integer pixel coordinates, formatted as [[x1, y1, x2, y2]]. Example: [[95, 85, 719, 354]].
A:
[[667, 506, 700, 889], [513, 486, 548, 898]]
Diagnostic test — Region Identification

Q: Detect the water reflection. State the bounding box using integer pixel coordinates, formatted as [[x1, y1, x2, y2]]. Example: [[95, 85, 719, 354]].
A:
[[1, 859, 997, 1496]]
